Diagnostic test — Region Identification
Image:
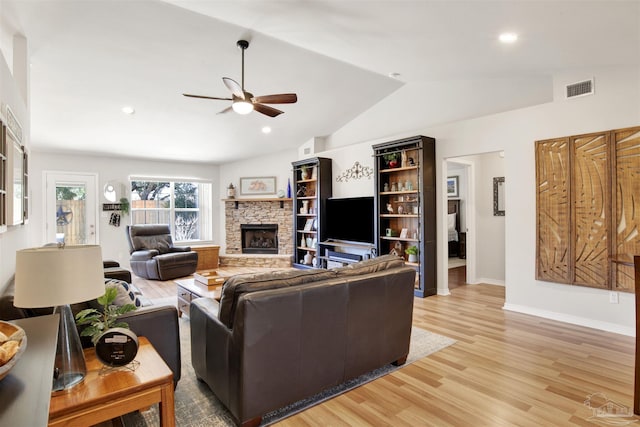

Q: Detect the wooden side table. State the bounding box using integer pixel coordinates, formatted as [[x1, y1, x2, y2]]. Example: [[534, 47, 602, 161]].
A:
[[48, 337, 175, 427]]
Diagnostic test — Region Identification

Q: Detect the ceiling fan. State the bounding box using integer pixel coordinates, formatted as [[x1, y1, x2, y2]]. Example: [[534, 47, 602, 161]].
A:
[[183, 40, 297, 117]]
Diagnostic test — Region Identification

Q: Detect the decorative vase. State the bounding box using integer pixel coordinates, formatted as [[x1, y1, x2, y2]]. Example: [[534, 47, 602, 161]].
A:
[[302, 200, 309, 214], [304, 251, 313, 265], [287, 179, 292, 198], [300, 237, 306, 247]]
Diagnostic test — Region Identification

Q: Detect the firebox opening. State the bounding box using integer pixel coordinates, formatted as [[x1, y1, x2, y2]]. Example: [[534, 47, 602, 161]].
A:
[[241, 224, 278, 254]]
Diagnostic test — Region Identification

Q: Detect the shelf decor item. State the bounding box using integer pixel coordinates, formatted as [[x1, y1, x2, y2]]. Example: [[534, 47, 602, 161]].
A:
[[226, 183, 236, 199], [14, 245, 106, 392], [405, 245, 419, 263]]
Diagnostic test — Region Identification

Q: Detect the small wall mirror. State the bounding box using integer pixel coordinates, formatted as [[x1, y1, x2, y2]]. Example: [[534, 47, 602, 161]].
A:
[[104, 182, 118, 202], [493, 177, 505, 216]]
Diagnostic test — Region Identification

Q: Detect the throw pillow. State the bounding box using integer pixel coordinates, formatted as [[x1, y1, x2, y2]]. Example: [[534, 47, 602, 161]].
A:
[[104, 278, 144, 308], [332, 254, 405, 277]]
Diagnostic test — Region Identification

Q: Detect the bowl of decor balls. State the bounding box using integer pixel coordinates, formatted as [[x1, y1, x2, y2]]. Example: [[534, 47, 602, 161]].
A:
[[0, 320, 27, 381]]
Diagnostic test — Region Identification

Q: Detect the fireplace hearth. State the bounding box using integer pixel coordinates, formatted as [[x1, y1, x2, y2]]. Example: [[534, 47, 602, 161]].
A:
[[241, 224, 278, 254]]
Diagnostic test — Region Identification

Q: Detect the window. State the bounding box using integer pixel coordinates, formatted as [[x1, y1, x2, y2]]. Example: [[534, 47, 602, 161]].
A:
[[130, 179, 212, 243]]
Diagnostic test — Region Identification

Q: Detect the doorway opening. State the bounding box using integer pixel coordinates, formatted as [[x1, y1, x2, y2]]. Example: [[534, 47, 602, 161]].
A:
[[444, 151, 505, 293]]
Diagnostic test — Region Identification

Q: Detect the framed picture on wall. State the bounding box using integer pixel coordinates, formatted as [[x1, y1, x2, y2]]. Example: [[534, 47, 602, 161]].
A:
[[447, 176, 459, 198], [239, 176, 276, 195]]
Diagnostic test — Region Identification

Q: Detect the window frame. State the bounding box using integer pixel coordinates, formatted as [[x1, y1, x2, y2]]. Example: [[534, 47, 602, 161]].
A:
[[130, 178, 212, 244]]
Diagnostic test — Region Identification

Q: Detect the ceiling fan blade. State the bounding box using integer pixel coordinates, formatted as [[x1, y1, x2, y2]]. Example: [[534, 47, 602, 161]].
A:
[[253, 103, 284, 117], [223, 77, 245, 99], [216, 106, 233, 115], [183, 93, 232, 101], [253, 94, 298, 104]]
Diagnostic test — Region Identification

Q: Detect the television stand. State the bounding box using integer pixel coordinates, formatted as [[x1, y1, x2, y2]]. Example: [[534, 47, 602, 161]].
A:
[[318, 239, 377, 269]]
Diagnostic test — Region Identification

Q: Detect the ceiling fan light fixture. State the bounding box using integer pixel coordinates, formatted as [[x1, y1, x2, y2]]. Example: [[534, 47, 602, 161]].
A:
[[232, 100, 253, 115]]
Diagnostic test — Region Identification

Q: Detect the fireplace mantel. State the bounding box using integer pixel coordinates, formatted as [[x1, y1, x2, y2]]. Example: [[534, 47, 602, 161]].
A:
[[223, 198, 292, 209]]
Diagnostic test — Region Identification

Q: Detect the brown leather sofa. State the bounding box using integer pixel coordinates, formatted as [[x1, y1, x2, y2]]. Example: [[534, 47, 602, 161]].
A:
[[189, 255, 415, 426], [126, 224, 198, 280]]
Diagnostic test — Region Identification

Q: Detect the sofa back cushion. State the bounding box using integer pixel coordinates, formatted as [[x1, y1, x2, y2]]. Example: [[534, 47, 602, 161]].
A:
[[331, 254, 405, 277], [219, 269, 336, 328]]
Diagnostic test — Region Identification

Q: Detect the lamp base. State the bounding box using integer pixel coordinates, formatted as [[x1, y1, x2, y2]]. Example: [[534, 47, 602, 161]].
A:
[[52, 304, 87, 393]]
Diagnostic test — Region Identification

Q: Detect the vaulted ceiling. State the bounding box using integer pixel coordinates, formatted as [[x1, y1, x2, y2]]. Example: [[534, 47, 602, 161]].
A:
[[3, 1, 638, 163]]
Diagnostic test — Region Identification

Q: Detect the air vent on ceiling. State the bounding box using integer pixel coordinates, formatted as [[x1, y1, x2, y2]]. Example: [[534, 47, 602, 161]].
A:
[[566, 79, 594, 99]]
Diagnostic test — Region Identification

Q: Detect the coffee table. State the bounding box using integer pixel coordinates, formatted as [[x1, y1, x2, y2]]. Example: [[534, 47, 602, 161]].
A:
[[48, 337, 175, 427], [175, 277, 224, 317]]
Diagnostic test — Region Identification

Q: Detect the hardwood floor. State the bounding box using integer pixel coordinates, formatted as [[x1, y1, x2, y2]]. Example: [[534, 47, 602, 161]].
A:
[[134, 269, 638, 426]]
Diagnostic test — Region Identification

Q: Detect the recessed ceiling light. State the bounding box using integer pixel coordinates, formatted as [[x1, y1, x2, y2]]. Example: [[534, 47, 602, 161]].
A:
[[262, 126, 272, 134], [499, 33, 518, 44], [121, 106, 135, 115]]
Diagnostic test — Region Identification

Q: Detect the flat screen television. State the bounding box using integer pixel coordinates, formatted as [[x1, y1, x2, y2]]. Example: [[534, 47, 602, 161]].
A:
[[325, 197, 374, 244]]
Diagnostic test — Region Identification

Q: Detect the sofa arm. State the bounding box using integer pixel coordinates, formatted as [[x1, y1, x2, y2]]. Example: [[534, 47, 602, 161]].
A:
[[169, 245, 191, 253], [130, 249, 159, 261], [119, 304, 181, 386], [190, 298, 232, 405]]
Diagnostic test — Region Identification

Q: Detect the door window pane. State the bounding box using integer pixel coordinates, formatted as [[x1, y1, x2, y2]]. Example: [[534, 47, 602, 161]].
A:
[[56, 184, 86, 245]]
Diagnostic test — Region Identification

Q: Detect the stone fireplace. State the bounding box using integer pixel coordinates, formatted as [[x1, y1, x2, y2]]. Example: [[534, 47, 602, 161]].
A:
[[224, 199, 293, 268], [241, 224, 278, 254]]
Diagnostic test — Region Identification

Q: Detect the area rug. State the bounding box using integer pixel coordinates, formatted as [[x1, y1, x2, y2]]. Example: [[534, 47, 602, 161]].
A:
[[122, 317, 455, 427]]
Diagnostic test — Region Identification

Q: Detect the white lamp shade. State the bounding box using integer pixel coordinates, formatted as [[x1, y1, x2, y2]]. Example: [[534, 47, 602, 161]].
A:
[[15, 245, 105, 308]]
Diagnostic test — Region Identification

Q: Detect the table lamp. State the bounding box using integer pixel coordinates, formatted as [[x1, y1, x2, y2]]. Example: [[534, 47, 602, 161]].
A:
[[14, 245, 105, 393]]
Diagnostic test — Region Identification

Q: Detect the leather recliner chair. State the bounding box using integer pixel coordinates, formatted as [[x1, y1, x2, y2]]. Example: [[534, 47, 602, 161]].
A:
[[126, 224, 198, 280]]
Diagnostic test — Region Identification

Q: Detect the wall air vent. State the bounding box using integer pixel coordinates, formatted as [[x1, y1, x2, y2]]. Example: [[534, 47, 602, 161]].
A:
[[566, 79, 594, 99]]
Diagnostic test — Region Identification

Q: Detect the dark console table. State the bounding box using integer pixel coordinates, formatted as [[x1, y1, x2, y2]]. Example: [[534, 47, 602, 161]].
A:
[[0, 314, 59, 427]]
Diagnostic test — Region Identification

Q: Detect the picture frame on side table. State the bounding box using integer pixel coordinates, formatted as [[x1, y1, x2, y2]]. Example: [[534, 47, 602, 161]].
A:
[[239, 176, 276, 195], [447, 176, 459, 198]]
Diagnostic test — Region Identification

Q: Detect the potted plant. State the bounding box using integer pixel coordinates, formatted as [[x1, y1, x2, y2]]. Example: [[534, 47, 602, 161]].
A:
[[119, 197, 130, 215], [75, 286, 137, 345], [383, 152, 400, 168], [405, 245, 419, 263]]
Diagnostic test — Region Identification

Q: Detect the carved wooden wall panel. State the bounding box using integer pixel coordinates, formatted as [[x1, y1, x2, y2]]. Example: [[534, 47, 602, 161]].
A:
[[536, 126, 639, 292], [571, 133, 609, 289], [536, 138, 571, 283], [613, 127, 640, 291]]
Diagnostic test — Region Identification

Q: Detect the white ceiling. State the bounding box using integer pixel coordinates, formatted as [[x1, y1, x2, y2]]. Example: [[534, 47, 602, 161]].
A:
[[3, 0, 639, 164]]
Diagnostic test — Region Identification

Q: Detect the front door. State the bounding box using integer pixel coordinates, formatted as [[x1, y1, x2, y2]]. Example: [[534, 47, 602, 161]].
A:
[[44, 172, 98, 245]]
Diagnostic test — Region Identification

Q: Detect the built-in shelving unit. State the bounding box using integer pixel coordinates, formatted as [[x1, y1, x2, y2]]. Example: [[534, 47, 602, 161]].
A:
[[292, 157, 332, 268], [373, 135, 436, 297]]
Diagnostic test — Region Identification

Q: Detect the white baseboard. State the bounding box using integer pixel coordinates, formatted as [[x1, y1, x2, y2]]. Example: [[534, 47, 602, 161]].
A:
[[468, 278, 505, 286], [503, 303, 635, 337]]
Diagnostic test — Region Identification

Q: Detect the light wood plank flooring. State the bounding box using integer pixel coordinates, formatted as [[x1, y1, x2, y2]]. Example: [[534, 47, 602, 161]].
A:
[[134, 267, 638, 426]]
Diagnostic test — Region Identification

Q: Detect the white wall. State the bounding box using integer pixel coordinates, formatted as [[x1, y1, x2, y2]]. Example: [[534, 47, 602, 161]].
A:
[[432, 66, 639, 335], [29, 151, 221, 268], [331, 65, 638, 335], [220, 64, 640, 336]]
